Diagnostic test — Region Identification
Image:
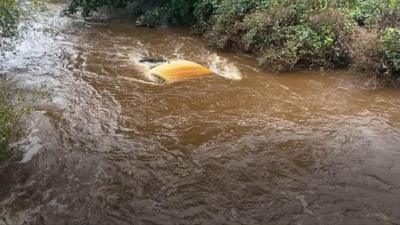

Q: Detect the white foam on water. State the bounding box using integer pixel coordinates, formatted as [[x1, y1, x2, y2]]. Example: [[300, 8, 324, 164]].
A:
[[13, 114, 46, 164], [127, 52, 152, 81], [126, 50, 163, 84], [52, 95, 68, 109], [207, 54, 242, 80], [119, 75, 163, 85], [20, 136, 42, 163], [127, 49, 173, 84], [134, 63, 163, 84], [173, 43, 185, 59]]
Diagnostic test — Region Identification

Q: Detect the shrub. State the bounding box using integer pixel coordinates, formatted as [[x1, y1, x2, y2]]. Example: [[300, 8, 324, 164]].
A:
[[206, 0, 266, 49], [348, 0, 386, 26], [207, 1, 354, 71], [351, 27, 400, 81], [0, 0, 21, 50], [351, 28, 387, 76], [137, 7, 167, 27], [191, 0, 217, 34], [0, 79, 26, 160], [382, 27, 400, 77]]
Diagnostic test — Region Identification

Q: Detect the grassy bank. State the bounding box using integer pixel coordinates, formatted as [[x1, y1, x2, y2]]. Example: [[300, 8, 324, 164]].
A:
[[0, 0, 21, 51], [0, 78, 25, 160], [68, 0, 400, 81], [0, 0, 24, 160]]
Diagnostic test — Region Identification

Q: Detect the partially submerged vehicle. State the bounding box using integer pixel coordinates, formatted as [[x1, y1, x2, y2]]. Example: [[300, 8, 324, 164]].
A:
[[143, 59, 212, 83]]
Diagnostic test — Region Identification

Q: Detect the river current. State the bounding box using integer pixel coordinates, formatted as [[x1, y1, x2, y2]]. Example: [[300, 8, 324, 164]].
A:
[[1, 2, 400, 225]]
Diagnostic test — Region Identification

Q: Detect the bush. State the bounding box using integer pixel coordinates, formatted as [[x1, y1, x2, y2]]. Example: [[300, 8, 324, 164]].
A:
[[207, 1, 354, 71], [349, 0, 386, 26], [137, 0, 199, 27], [0, 0, 21, 50], [382, 27, 400, 77], [0, 0, 26, 160], [0, 79, 26, 160], [351, 29, 386, 76], [191, 0, 216, 34], [137, 7, 167, 27], [351, 27, 400, 81]]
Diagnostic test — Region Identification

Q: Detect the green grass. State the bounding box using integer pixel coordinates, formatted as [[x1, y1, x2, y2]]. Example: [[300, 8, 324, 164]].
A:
[[0, 78, 26, 160]]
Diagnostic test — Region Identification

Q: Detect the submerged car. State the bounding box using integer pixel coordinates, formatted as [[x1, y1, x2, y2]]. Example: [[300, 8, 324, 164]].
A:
[[149, 60, 212, 83]]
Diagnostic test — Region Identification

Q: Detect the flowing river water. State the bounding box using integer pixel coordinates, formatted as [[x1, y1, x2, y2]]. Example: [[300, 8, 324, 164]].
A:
[[1, 2, 400, 225]]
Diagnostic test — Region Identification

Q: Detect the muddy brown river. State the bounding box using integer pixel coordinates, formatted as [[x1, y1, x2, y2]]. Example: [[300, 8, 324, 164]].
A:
[[1, 2, 400, 225]]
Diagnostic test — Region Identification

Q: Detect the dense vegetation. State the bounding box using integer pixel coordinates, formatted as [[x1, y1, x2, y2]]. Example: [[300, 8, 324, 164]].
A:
[[0, 0, 21, 51], [0, 0, 23, 159], [68, 0, 398, 81], [0, 79, 26, 160]]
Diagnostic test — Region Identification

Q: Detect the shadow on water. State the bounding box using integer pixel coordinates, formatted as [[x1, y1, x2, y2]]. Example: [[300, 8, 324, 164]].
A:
[[1, 2, 400, 225]]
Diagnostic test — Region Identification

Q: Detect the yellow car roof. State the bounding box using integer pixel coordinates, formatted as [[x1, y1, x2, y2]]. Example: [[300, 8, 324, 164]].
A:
[[150, 60, 212, 82]]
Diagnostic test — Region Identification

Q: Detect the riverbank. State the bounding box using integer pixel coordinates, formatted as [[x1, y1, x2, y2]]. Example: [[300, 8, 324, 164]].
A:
[[1, 0, 26, 160], [2, 2, 400, 224], [0, 78, 25, 160], [66, 0, 400, 83]]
